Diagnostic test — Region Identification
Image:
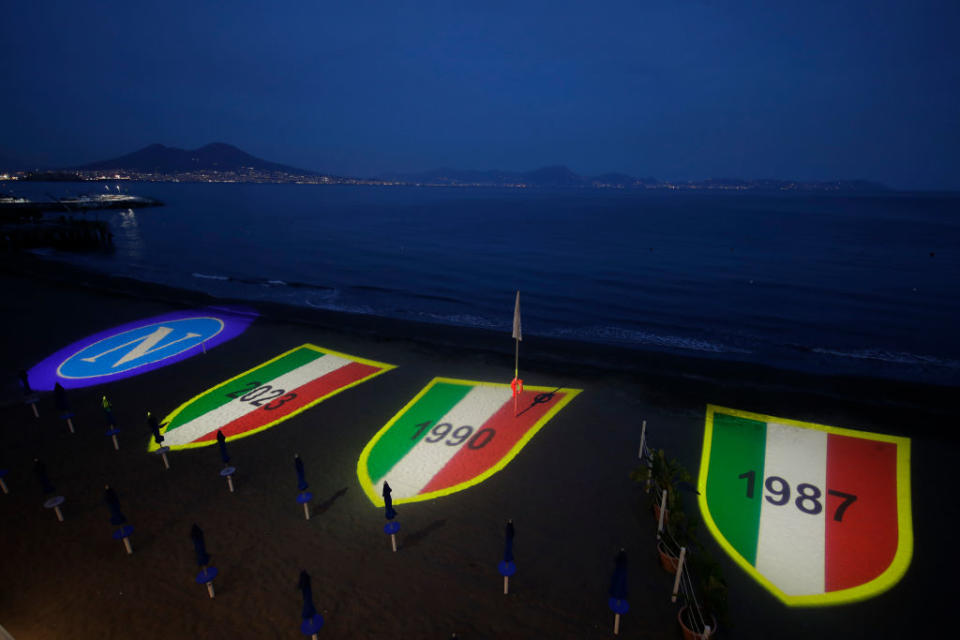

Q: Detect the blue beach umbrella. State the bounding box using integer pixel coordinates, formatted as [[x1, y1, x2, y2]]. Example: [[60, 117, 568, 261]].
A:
[[216, 430, 230, 465], [21, 369, 39, 417], [382, 481, 397, 520], [295, 454, 308, 492], [382, 482, 399, 551], [104, 485, 127, 525], [608, 548, 629, 634], [503, 520, 515, 564], [293, 454, 313, 519], [498, 519, 517, 594], [54, 382, 70, 412], [34, 458, 66, 521], [18, 369, 32, 394], [191, 523, 211, 567], [609, 549, 628, 601], [298, 570, 324, 636], [191, 524, 218, 596], [54, 382, 76, 432]]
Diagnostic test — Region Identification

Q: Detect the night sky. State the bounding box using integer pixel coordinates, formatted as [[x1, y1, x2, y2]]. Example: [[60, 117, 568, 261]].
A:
[[2, 1, 958, 189]]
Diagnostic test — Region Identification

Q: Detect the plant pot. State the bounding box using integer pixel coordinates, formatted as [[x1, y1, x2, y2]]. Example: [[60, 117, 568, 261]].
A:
[[678, 605, 717, 640], [657, 539, 679, 574], [653, 503, 668, 524]]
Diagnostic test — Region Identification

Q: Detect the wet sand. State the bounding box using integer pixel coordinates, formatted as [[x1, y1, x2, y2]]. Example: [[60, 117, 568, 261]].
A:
[[1, 254, 956, 639]]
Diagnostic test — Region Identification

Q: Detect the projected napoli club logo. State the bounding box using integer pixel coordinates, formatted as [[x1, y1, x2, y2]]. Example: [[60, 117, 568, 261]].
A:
[[28, 309, 257, 390], [698, 405, 912, 606]]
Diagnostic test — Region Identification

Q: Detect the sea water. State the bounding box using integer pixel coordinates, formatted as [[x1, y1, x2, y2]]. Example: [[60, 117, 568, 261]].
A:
[[15, 181, 960, 386]]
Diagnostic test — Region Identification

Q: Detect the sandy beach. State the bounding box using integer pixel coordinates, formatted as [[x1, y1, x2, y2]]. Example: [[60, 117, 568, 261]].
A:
[[1, 253, 956, 639]]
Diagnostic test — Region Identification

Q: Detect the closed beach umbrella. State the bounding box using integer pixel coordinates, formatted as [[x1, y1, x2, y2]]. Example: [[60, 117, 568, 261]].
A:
[[54, 382, 70, 411], [297, 570, 324, 636], [104, 485, 127, 525], [191, 523, 211, 567], [190, 524, 217, 597], [298, 570, 317, 620], [147, 411, 164, 446], [608, 548, 629, 635], [609, 549, 628, 601], [382, 481, 399, 552], [498, 519, 517, 594], [503, 520, 515, 564], [34, 458, 66, 521], [295, 454, 308, 492], [19, 369, 32, 394], [34, 458, 55, 495], [21, 369, 39, 417], [216, 430, 230, 465], [54, 382, 76, 432], [383, 481, 397, 520]]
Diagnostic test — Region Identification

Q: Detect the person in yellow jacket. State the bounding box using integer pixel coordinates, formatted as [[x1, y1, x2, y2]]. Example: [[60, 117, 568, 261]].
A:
[[102, 395, 115, 426]]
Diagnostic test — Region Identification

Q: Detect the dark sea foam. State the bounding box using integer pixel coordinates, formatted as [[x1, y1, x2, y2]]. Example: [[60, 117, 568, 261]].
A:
[[18, 181, 960, 386]]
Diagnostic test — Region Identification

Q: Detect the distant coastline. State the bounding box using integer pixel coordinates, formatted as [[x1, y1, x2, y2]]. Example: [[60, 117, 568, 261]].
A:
[[0, 142, 889, 192]]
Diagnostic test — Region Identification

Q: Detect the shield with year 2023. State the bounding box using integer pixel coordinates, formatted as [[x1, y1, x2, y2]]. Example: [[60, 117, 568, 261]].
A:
[[357, 377, 580, 505], [152, 344, 394, 451], [699, 405, 912, 606]]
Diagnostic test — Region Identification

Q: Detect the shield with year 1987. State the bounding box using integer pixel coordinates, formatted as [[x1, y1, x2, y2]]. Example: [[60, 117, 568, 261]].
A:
[[698, 405, 912, 607]]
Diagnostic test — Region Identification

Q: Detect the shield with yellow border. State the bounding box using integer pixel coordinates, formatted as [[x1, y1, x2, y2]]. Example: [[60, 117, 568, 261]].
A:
[[699, 405, 912, 606]]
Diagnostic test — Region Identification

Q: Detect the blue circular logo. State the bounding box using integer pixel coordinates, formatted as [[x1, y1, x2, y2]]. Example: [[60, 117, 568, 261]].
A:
[[57, 317, 224, 379]]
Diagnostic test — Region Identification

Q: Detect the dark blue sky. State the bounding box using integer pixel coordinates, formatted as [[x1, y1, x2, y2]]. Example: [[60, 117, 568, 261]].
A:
[[2, 1, 958, 188]]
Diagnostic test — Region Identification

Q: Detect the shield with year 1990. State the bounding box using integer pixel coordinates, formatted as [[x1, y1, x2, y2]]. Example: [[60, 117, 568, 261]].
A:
[[357, 377, 580, 506], [698, 405, 912, 607]]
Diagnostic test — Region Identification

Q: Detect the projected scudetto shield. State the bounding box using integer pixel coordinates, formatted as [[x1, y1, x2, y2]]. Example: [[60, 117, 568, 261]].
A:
[[357, 377, 580, 506], [699, 405, 912, 606], [153, 344, 394, 451]]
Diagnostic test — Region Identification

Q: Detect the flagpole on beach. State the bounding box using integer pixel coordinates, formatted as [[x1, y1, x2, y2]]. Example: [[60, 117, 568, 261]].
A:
[[511, 291, 522, 417]]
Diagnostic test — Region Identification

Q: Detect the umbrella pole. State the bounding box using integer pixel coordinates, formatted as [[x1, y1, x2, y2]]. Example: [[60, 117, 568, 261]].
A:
[[206, 582, 215, 598], [111, 434, 120, 450], [123, 537, 133, 555], [671, 547, 687, 602], [226, 475, 234, 492], [638, 420, 646, 460], [390, 533, 397, 552], [614, 613, 621, 635], [54, 505, 64, 521], [303, 502, 310, 520], [0, 478, 7, 494], [503, 575, 509, 595], [31, 402, 39, 418], [66, 417, 75, 433], [161, 452, 170, 469]]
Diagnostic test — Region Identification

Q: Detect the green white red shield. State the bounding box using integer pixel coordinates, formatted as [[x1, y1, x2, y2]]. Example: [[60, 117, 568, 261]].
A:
[[151, 344, 394, 451], [699, 405, 912, 606], [357, 377, 581, 505]]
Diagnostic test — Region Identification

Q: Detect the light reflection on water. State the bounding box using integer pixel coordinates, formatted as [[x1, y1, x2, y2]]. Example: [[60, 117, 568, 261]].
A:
[[115, 208, 143, 260]]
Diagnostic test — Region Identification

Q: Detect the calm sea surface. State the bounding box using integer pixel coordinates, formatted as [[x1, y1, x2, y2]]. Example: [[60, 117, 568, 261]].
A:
[[16, 182, 960, 386]]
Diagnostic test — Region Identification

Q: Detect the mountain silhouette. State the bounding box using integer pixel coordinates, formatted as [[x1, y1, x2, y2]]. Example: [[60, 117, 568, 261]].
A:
[[76, 142, 317, 174]]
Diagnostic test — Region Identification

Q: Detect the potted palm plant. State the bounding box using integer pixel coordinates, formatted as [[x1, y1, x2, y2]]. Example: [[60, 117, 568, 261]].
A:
[[678, 550, 727, 639], [657, 508, 700, 574], [630, 448, 693, 523]]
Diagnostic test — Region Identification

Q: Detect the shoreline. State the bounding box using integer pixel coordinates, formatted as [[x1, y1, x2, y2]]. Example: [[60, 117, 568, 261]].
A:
[[3, 251, 956, 421]]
